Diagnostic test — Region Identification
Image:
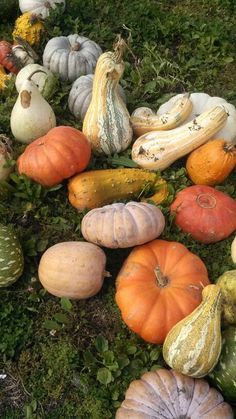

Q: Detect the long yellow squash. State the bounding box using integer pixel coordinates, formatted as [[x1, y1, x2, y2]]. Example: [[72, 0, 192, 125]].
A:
[[68, 168, 168, 210], [132, 105, 228, 170], [82, 37, 133, 155]]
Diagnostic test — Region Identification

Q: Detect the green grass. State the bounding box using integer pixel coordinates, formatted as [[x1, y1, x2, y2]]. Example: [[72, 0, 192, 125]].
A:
[[0, 0, 236, 417]]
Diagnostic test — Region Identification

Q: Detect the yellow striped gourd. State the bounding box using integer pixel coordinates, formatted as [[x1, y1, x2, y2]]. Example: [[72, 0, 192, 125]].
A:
[[163, 284, 222, 378]]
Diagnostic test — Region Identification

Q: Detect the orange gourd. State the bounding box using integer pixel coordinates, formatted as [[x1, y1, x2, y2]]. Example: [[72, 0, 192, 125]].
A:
[[17, 126, 91, 187], [186, 139, 236, 186], [115, 239, 210, 344]]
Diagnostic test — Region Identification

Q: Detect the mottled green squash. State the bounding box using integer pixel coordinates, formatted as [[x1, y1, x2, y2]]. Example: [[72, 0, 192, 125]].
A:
[[0, 224, 24, 287], [209, 326, 236, 403], [163, 284, 222, 378], [216, 270, 236, 325]]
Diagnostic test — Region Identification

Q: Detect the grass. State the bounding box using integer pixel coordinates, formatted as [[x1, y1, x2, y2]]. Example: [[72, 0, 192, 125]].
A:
[[0, 0, 236, 417]]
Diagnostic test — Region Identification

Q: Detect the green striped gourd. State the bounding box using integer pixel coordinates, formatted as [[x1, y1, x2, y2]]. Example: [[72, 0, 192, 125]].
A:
[[209, 326, 236, 403], [0, 224, 24, 287], [82, 37, 133, 155], [163, 284, 222, 378]]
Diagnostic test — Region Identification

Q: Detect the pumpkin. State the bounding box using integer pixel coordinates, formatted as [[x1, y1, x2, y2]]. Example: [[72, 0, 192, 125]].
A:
[[116, 368, 233, 419], [0, 40, 22, 74], [12, 13, 45, 46], [0, 65, 11, 90], [82, 36, 133, 154], [163, 284, 222, 378], [0, 224, 24, 287], [186, 139, 236, 186], [17, 126, 91, 187], [216, 270, 236, 325], [38, 241, 107, 299], [42, 34, 102, 82], [209, 326, 236, 403], [15, 64, 59, 100], [0, 135, 13, 180], [81, 202, 165, 248], [19, 0, 65, 19], [231, 236, 236, 263], [115, 239, 210, 344], [170, 185, 236, 243], [131, 105, 228, 170], [130, 93, 193, 136], [68, 74, 126, 122], [68, 168, 168, 211], [158, 92, 236, 142]]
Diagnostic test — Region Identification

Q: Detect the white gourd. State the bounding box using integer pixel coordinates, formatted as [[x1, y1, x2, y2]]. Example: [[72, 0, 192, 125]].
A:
[[15, 64, 58, 99], [10, 76, 56, 143], [19, 0, 65, 19], [158, 92, 236, 142]]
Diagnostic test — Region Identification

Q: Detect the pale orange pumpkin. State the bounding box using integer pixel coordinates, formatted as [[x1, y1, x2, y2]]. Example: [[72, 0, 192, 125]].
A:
[[186, 139, 236, 186], [115, 239, 210, 344]]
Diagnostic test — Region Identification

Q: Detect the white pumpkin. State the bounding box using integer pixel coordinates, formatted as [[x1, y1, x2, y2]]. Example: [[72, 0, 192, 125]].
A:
[[81, 202, 165, 248], [15, 63, 58, 99], [157, 92, 236, 142], [43, 34, 102, 82], [68, 74, 126, 121], [19, 0, 65, 19]]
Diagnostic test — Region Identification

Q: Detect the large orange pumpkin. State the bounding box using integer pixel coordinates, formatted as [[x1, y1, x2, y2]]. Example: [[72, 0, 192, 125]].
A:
[[17, 126, 91, 187], [186, 139, 236, 186], [115, 239, 210, 344], [171, 185, 236, 243]]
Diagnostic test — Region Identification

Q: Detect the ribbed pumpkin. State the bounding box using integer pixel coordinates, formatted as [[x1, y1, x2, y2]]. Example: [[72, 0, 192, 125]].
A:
[[186, 139, 236, 185], [12, 13, 45, 46], [0, 224, 24, 287], [116, 368, 234, 419], [82, 37, 133, 154], [38, 241, 107, 299], [170, 185, 236, 243], [209, 326, 236, 403], [115, 239, 210, 344], [163, 284, 222, 378], [68, 74, 126, 122], [17, 126, 91, 187], [19, 0, 65, 19], [81, 202, 165, 248]]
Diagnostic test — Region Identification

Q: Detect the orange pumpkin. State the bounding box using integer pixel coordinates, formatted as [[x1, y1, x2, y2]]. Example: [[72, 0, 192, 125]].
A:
[[186, 139, 236, 186], [115, 239, 210, 344], [17, 126, 91, 187]]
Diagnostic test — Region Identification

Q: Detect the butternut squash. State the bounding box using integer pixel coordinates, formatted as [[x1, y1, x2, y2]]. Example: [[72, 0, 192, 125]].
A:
[[68, 168, 168, 211], [163, 284, 222, 378], [82, 37, 133, 155]]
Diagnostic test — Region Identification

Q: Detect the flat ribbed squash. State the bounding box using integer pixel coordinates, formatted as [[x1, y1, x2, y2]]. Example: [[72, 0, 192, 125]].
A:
[[0, 224, 24, 287]]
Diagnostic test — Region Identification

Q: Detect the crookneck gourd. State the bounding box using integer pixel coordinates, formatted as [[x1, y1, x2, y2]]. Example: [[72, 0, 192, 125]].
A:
[[163, 284, 222, 378], [82, 37, 133, 155]]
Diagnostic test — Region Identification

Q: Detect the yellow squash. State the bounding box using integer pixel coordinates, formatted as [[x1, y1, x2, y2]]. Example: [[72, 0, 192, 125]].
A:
[[68, 168, 168, 211], [82, 37, 133, 155], [12, 12, 45, 46], [132, 105, 228, 170], [163, 284, 222, 378]]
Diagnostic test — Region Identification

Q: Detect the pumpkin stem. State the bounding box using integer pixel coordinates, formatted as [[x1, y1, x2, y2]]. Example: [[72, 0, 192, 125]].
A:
[[71, 43, 81, 52], [196, 193, 216, 209], [154, 265, 169, 287], [112, 35, 127, 63]]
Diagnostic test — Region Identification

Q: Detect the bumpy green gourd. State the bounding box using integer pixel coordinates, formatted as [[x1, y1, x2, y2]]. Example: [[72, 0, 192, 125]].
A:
[[163, 284, 222, 378], [0, 224, 24, 287]]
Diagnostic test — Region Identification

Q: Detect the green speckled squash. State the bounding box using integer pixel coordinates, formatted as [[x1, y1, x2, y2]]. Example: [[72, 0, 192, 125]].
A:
[[163, 284, 222, 378], [216, 270, 236, 325], [0, 224, 24, 287], [209, 326, 236, 403]]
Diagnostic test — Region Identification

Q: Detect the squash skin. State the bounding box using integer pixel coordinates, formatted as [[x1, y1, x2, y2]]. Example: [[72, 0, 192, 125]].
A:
[[186, 139, 236, 186], [81, 202, 165, 248], [38, 241, 107, 299], [68, 168, 168, 211], [12, 13, 45, 46], [231, 236, 236, 263], [163, 284, 222, 378], [116, 368, 234, 418], [209, 326, 236, 403], [170, 185, 236, 244], [115, 239, 210, 344], [82, 38, 133, 155], [216, 270, 236, 325], [0, 224, 24, 288]]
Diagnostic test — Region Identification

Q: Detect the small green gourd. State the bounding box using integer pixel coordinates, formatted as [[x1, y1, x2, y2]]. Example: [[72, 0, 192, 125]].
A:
[[0, 224, 24, 287], [163, 284, 222, 378]]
